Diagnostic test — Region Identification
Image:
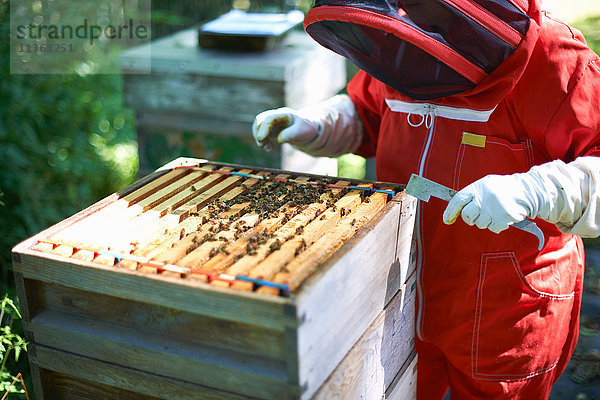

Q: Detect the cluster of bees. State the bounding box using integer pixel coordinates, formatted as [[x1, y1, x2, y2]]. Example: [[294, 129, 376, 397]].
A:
[[175, 177, 348, 262]]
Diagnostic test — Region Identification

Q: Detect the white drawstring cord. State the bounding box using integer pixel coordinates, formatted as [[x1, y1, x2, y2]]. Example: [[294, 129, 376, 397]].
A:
[[425, 112, 434, 129], [406, 104, 435, 128], [407, 112, 426, 127]]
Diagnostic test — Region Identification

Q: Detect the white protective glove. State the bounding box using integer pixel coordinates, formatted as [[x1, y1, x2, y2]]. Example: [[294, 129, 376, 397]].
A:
[[252, 94, 363, 157], [443, 156, 600, 238]]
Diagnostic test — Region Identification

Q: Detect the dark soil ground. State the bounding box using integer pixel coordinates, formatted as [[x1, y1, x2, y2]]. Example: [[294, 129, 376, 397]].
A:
[[550, 239, 600, 400]]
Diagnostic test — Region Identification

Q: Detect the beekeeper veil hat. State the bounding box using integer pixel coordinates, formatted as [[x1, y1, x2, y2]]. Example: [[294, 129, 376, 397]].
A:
[[304, 0, 532, 100]]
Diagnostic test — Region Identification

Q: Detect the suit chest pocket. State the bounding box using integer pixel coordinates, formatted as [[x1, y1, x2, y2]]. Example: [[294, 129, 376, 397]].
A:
[[452, 133, 535, 190]]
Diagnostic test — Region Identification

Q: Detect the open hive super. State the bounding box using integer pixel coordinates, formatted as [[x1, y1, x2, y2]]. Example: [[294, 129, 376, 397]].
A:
[[12, 158, 417, 400], [29, 161, 399, 296]]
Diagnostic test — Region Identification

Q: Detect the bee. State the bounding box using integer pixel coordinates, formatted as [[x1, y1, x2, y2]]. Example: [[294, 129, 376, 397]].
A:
[[294, 238, 307, 256], [267, 239, 282, 255]]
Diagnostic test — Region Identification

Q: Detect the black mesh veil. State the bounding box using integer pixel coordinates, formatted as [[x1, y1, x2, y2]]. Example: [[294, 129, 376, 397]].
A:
[[304, 0, 530, 100]]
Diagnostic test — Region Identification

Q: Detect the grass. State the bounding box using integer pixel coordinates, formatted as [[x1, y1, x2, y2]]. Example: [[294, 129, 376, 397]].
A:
[[574, 15, 600, 54]]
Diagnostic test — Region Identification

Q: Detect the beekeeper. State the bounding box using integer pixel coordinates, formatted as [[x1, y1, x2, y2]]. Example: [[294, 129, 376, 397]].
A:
[[252, 0, 600, 398]]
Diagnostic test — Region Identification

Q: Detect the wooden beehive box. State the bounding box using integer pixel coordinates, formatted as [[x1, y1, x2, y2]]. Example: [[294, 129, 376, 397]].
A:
[[12, 157, 417, 400], [121, 30, 347, 174]]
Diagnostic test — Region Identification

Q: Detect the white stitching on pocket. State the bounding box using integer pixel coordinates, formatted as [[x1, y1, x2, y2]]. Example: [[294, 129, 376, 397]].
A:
[[484, 139, 526, 151], [453, 143, 466, 190], [453, 138, 528, 190], [506, 252, 575, 300], [471, 251, 571, 381]]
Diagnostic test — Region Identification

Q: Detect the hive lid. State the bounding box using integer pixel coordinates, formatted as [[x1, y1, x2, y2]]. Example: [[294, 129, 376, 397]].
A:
[[198, 10, 304, 51], [200, 10, 304, 37]]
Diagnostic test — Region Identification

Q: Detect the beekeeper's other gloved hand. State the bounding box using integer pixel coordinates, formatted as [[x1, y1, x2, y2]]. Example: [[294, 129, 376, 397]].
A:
[[443, 157, 600, 238], [252, 94, 363, 157]]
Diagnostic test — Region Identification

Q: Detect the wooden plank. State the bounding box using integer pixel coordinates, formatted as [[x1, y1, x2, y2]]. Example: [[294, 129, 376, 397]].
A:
[[223, 181, 350, 279], [150, 174, 273, 265], [71, 249, 95, 262], [12, 272, 32, 321], [46, 168, 189, 247], [312, 273, 416, 400], [124, 30, 315, 77], [51, 244, 75, 258], [284, 44, 348, 110], [136, 168, 215, 211], [81, 167, 231, 254], [199, 176, 311, 273], [16, 192, 117, 250], [173, 198, 270, 269], [27, 310, 298, 400], [161, 169, 252, 224], [28, 355, 51, 400], [249, 188, 363, 283], [133, 175, 261, 259], [295, 194, 415, 400], [51, 203, 138, 252], [155, 167, 238, 218], [93, 253, 117, 266], [115, 168, 169, 199], [201, 206, 294, 274], [124, 72, 284, 123], [275, 189, 388, 292], [132, 214, 205, 259], [104, 210, 165, 254], [41, 368, 162, 400], [285, 326, 300, 386], [35, 346, 255, 400], [150, 229, 210, 266], [122, 30, 339, 79], [168, 171, 270, 223], [150, 174, 277, 266], [175, 175, 292, 271], [30, 279, 287, 361], [50, 174, 182, 251], [135, 111, 255, 137], [30, 241, 54, 253], [175, 210, 259, 269], [121, 167, 191, 205], [384, 352, 418, 400], [13, 250, 296, 331]]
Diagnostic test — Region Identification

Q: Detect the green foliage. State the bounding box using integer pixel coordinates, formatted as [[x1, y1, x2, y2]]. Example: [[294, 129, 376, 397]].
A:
[[0, 295, 28, 396], [573, 14, 600, 55], [1, 1, 138, 393], [0, 1, 138, 295], [338, 154, 366, 180], [575, 15, 600, 251]]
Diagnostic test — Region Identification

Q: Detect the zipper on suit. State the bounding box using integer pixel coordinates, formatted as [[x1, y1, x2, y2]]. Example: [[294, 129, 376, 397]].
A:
[[386, 99, 495, 341], [415, 105, 436, 341]]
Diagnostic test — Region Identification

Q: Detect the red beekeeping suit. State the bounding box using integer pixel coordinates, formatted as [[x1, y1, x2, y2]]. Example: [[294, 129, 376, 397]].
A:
[[304, 0, 600, 398]]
